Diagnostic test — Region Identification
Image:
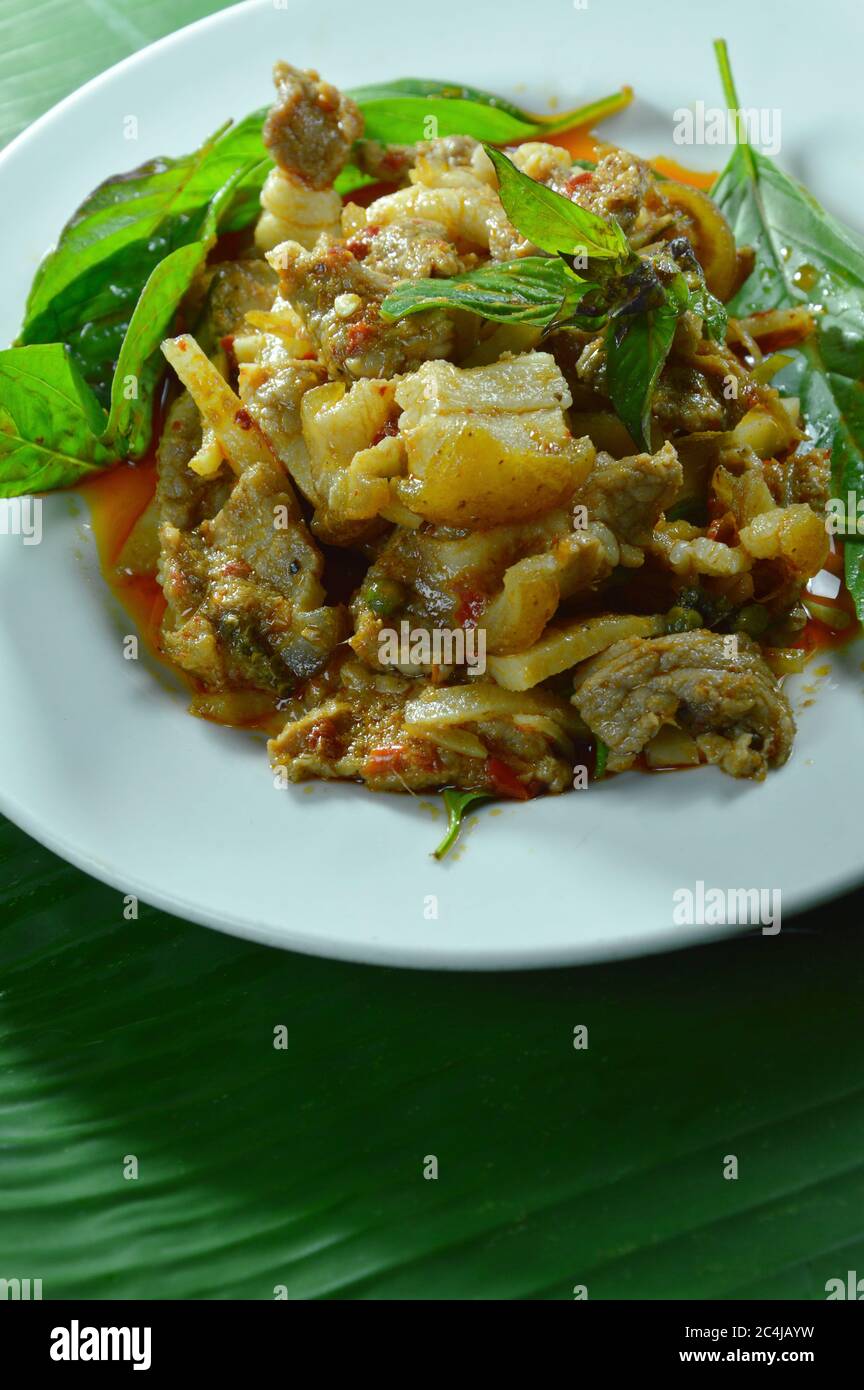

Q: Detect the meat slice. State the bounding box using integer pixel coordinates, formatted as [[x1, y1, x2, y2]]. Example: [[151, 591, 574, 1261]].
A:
[[572, 630, 795, 779], [263, 62, 363, 187], [353, 138, 417, 184], [562, 146, 653, 235], [652, 364, 730, 433], [575, 442, 683, 545], [351, 217, 467, 281], [762, 449, 830, 513], [200, 259, 277, 344], [158, 461, 347, 693], [271, 240, 454, 379], [155, 392, 232, 532]]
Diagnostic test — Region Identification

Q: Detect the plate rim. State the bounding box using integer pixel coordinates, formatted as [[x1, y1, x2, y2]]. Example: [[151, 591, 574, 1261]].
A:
[[1, 0, 862, 968]]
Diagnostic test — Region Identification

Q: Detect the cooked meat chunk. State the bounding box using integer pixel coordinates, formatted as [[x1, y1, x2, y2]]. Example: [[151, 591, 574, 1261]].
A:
[[298, 375, 401, 542], [365, 179, 522, 260], [200, 259, 277, 345], [155, 391, 232, 532], [575, 441, 682, 545], [256, 171, 343, 251], [239, 354, 327, 507], [649, 521, 754, 579], [412, 135, 489, 185], [738, 504, 829, 579], [263, 62, 363, 187], [347, 216, 467, 281], [572, 630, 795, 779], [762, 449, 830, 514], [158, 461, 347, 692], [353, 138, 417, 184], [653, 365, 730, 434], [509, 142, 574, 188], [270, 660, 581, 792], [271, 239, 454, 378], [562, 146, 653, 235]]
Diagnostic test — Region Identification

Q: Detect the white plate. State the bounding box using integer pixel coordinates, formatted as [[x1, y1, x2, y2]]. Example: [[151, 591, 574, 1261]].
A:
[[1, 0, 861, 969]]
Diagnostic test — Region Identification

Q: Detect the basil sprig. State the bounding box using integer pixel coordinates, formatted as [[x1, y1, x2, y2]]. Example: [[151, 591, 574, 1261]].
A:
[[484, 145, 629, 261], [606, 272, 689, 449], [1, 163, 258, 497], [380, 146, 631, 330], [382, 148, 722, 449], [380, 255, 593, 328], [20, 116, 270, 407]]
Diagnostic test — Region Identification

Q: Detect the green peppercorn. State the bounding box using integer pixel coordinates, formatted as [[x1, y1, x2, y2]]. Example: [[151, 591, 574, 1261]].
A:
[[701, 593, 734, 628], [665, 605, 703, 634], [733, 603, 770, 637], [677, 586, 704, 613], [363, 577, 405, 617]]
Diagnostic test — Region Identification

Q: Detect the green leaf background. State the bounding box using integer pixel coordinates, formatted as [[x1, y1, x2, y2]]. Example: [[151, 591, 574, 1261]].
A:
[[1, 2, 863, 1301], [3, 818, 864, 1300]]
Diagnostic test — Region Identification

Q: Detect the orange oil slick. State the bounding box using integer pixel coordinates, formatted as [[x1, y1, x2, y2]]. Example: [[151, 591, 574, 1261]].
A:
[[650, 156, 716, 191], [799, 540, 861, 655], [80, 460, 165, 654], [545, 126, 600, 164]]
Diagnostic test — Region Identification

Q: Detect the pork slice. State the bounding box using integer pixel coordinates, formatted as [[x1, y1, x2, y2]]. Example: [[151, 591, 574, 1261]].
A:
[[275, 240, 453, 379], [159, 461, 346, 692], [155, 392, 232, 532], [572, 630, 795, 779], [575, 441, 683, 545]]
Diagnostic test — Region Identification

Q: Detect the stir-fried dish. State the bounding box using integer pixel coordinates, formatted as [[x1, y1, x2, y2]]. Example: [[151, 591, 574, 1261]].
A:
[[150, 60, 832, 793], [5, 44, 861, 851]]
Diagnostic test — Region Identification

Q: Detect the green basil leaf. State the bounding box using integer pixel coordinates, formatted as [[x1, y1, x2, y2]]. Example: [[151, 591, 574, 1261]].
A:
[[380, 256, 593, 328], [0, 345, 112, 497], [484, 145, 630, 261], [102, 243, 204, 459], [346, 79, 632, 145], [710, 39, 864, 617], [688, 281, 728, 342], [104, 159, 261, 458], [606, 279, 685, 450], [19, 113, 270, 406], [433, 789, 491, 860]]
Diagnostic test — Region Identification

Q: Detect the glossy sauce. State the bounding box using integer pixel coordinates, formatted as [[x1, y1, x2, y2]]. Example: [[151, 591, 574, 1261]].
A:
[[799, 537, 859, 655], [83, 458, 165, 653]]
